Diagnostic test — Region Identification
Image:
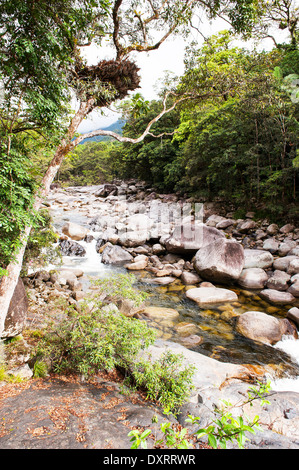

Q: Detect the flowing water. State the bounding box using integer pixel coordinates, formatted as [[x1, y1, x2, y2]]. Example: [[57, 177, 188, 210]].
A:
[[47, 188, 299, 393]]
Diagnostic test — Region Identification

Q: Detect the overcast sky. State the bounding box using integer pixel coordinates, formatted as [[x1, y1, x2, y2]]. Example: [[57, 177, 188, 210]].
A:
[[77, 14, 284, 134]]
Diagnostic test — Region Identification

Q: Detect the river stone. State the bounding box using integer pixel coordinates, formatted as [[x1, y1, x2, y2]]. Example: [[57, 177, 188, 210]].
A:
[[259, 289, 295, 305], [125, 259, 148, 270], [243, 249, 273, 269], [266, 270, 291, 291], [2, 278, 28, 338], [165, 222, 225, 255], [273, 256, 298, 272], [287, 307, 299, 328], [288, 259, 299, 275], [215, 219, 235, 229], [206, 214, 227, 227], [118, 230, 149, 247], [278, 241, 297, 257], [193, 238, 244, 283], [143, 339, 254, 392], [142, 307, 180, 320], [262, 238, 279, 254], [239, 220, 257, 233], [238, 268, 268, 289], [280, 223, 295, 234], [150, 276, 176, 285], [235, 311, 286, 345], [266, 223, 279, 235], [181, 271, 201, 285], [59, 239, 86, 257], [56, 269, 78, 286], [101, 243, 133, 266], [288, 281, 299, 297], [180, 334, 203, 347], [186, 287, 238, 305], [61, 222, 88, 241]]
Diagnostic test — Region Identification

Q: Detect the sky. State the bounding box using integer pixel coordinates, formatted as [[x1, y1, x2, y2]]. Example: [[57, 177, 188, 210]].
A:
[[76, 13, 285, 134]]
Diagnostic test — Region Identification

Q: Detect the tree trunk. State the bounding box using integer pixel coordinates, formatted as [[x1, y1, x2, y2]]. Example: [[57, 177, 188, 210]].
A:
[[0, 98, 95, 337]]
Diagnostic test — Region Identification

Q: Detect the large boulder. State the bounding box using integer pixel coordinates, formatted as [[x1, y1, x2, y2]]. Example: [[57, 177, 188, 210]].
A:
[[186, 286, 238, 305], [61, 222, 88, 241], [101, 243, 133, 266], [238, 268, 268, 289], [235, 311, 289, 345], [118, 214, 153, 247], [2, 278, 28, 338], [193, 238, 244, 283], [165, 222, 225, 255], [94, 183, 118, 197], [243, 249, 273, 269]]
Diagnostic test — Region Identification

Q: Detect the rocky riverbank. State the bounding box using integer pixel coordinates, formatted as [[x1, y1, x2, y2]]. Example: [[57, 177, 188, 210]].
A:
[[1, 179, 299, 449]]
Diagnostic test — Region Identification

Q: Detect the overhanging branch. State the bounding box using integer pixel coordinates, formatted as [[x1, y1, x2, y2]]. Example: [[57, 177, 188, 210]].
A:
[[70, 91, 189, 147]]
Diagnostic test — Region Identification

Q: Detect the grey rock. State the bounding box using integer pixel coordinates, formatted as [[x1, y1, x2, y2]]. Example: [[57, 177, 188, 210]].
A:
[[2, 278, 28, 339], [101, 243, 133, 266], [287, 307, 299, 328], [266, 270, 291, 291], [165, 222, 225, 255], [194, 238, 244, 283], [238, 268, 268, 289], [235, 311, 286, 345], [259, 289, 295, 305], [244, 249, 273, 269], [262, 238, 279, 254], [273, 256, 298, 272], [186, 286, 238, 305]]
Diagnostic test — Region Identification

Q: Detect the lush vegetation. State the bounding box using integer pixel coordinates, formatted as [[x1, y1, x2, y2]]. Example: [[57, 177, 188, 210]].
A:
[[55, 26, 299, 222], [31, 274, 195, 413]]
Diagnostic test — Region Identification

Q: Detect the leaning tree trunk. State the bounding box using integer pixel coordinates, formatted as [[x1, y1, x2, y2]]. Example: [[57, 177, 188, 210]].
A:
[[0, 98, 95, 337]]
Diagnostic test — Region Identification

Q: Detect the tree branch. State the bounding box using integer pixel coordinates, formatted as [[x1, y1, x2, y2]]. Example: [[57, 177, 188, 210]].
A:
[[70, 92, 188, 147]]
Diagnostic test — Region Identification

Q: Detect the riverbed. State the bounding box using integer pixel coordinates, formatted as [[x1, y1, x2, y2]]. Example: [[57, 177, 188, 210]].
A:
[[46, 184, 299, 393]]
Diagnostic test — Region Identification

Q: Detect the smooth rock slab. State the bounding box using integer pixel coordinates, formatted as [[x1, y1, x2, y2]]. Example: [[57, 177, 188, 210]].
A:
[[150, 277, 176, 285], [186, 287, 238, 305], [259, 289, 295, 305], [142, 307, 180, 320]]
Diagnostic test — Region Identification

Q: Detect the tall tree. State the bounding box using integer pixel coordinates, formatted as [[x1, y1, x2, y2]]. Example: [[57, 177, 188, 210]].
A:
[[0, 0, 260, 336]]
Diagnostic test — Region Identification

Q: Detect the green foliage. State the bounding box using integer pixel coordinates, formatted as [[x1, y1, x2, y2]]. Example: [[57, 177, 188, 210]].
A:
[[59, 140, 117, 185], [0, 136, 41, 272], [33, 360, 49, 378], [34, 301, 156, 378], [92, 273, 148, 306], [33, 273, 195, 413], [111, 31, 299, 221], [22, 208, 61, 276], [131, 351, 195, 415]]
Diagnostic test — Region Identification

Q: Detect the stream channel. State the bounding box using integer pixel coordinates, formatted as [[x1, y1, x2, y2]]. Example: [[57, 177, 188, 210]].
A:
[[46, 185, 299, 394]]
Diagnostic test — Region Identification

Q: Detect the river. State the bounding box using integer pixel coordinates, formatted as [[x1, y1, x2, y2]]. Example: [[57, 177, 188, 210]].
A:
[[46, 185, 299, 393]]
